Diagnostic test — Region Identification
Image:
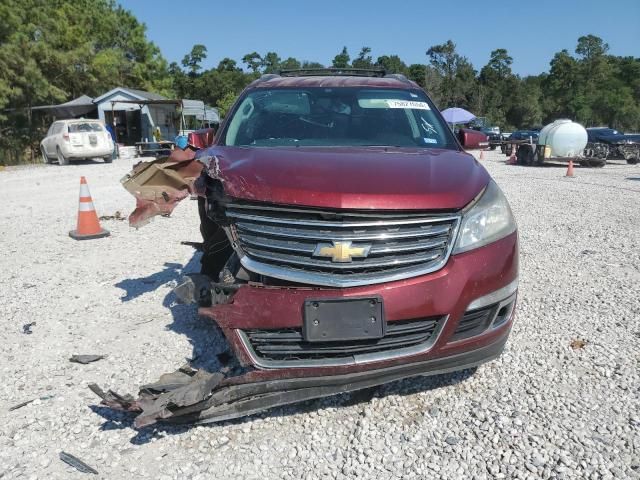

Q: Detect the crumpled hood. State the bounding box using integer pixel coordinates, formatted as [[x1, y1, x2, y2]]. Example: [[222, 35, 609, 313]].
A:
[[199, 146, 489, 211]]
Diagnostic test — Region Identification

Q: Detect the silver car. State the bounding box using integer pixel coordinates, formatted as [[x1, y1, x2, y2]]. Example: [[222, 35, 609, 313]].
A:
[[40, 119, 114, 165]]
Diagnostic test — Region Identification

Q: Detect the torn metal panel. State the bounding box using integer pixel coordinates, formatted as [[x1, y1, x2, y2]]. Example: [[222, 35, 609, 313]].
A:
[[120, 149, 205, 228]]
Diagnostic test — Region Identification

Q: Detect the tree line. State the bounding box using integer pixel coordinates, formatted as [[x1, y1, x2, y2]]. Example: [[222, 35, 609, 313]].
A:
[[1, 0, 638, 164]]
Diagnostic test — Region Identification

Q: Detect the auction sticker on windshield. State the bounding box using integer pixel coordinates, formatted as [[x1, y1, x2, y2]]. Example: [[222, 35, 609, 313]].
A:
[[387, 100, 430, 110], [358, 98, 431, 110]]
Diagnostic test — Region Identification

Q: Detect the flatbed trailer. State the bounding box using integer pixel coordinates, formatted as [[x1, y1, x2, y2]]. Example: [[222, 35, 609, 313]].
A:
[[500, 137, 606, 168]]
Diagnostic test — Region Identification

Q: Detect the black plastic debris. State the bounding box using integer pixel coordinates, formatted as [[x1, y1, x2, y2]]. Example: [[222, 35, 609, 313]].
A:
[[22, 322, 36, 334], [180, 240, 204, 251], [89, 366, 224, 428], [9, 399, 36, 411], [90, 340, 505, 427], [59, 452, 98, 475], [9, 395, 55, 412], [70, 355, 106, 364]]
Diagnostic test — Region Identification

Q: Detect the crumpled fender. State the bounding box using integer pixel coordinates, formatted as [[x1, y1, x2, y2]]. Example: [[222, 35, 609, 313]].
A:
[[120, 147, 206, 228]]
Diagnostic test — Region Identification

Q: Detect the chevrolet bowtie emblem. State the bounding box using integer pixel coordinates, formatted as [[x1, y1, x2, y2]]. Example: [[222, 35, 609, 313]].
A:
[[313, 241, 372, 263]]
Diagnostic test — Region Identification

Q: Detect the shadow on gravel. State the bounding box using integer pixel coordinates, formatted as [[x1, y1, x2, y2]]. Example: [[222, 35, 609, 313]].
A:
[[626, 177, 640, 181], [115, 252, 229, 372], [116, 262, 185, 302]]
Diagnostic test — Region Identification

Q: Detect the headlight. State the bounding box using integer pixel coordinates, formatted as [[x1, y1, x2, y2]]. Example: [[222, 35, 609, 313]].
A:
[[453, 180, 516, 254]]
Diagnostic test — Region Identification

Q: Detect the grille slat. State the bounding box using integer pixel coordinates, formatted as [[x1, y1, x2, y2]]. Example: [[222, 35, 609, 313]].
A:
[[234, 220, 454, 241], [238, 232, 449, 256], [228, 210, 456, 228], [243, 318, 442, 362], [244, 247, 443, 270], [224, 202, 460, 287]]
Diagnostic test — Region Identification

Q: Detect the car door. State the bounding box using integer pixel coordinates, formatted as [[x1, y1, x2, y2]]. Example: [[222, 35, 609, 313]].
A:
[[43, 123, 56, 155], [48, 122, 63, 155]]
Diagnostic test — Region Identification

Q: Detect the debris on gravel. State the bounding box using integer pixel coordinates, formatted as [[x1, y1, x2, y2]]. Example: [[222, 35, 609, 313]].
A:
[[59, 451, 98, 475], [69, 355, 106, 364], [0, 154, 638, 479]]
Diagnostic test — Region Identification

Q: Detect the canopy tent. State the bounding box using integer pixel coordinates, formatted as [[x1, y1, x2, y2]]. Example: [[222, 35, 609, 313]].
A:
[[441, 107, 476, 124], [29, 95, 96, 118], [111, 98, 219, 123], [181, 99, 220, 124]]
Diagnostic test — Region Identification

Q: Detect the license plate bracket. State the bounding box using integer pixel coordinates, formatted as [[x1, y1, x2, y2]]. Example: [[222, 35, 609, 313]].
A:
[[303, 297, 385, 342]]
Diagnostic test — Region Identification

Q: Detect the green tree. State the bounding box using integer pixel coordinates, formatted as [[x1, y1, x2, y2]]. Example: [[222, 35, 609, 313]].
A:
[[280, 57, 302, 70], [407, 64, 427, 88], [242, 52, 262, 73], [217, 91, 238, 118], [425, 40, 477, 108], [302, 61, 325, 69], [478, 49, 515, 126], [261, 52, 281, 73], [332, 47, 350, 68], [352, 47, 373, 69], [182, 44, 207, 75], [376, 55, 406, 73]]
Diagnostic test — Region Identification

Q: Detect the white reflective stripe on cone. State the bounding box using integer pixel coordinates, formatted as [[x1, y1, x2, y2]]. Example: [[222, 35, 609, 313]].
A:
[[78, 202, 96, 212], [79, 183, 91, 198]]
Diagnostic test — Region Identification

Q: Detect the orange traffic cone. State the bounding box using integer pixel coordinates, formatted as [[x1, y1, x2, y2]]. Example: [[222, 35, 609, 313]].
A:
[[565, 160, 575, 178], [507, 148, 517, 165], [479, 150, 485, 160], [69, 177, 110, 240]]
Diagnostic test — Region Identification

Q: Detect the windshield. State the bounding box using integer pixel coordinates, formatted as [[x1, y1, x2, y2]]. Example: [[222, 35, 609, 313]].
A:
[[69, 122, 104, 133], [223, 87, 457, 149]]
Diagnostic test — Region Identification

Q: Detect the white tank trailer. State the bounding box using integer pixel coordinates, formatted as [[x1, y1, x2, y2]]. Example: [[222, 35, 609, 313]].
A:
[[510, 119, 606, 168]]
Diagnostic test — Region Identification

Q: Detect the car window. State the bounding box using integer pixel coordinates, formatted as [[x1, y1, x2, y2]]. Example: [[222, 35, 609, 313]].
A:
[[68, 122, 104, 133], [223, 87, 457, 150], [52, 123, 64, 135]]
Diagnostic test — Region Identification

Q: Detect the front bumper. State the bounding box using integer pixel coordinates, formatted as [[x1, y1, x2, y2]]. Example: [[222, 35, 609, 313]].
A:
[[199, 231, 519, 380], [92, 233, 518, 427]]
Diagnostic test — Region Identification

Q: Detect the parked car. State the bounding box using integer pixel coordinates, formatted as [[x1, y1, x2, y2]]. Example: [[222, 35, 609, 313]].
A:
[[40, 119, 114, 165], [458, 127, 489, 149], [472, 126, 502, 150], [118, 69, 519, 423], [586, 127, 640, 164]]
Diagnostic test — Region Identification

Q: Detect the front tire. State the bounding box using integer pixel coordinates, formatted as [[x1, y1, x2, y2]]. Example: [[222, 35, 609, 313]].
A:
[[56, 147, 69, 166], [103, 155, 113, 164]]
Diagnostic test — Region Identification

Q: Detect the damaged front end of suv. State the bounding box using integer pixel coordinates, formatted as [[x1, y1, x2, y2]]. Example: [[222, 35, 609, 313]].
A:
[[99, 70, 519, 427]]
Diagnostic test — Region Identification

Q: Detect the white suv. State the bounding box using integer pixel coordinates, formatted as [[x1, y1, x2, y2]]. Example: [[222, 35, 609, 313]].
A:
[[41, 119, 114, 165]]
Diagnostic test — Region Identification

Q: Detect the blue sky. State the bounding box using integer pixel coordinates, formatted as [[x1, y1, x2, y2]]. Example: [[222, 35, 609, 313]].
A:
[[119, 0, 639, 76]]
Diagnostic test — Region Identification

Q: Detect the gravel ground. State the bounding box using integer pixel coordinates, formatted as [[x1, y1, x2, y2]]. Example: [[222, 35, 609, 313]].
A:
[[1, 152, 639, 479]]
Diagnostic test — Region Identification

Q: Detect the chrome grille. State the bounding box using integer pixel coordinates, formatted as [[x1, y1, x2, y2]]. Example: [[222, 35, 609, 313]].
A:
[[239, 316, 445, 368], [225, 203, 460, 287]]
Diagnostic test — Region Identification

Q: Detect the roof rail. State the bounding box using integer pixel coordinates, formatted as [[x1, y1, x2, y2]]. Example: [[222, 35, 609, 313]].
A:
[[279, 68, 387, 78]]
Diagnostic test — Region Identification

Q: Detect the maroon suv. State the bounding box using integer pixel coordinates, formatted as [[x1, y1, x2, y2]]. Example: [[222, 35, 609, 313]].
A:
[[121, 69, 518, 422]]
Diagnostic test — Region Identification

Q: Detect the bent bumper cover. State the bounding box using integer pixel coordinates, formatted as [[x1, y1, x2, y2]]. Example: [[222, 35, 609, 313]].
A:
[[90, 332, 508, 427]]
